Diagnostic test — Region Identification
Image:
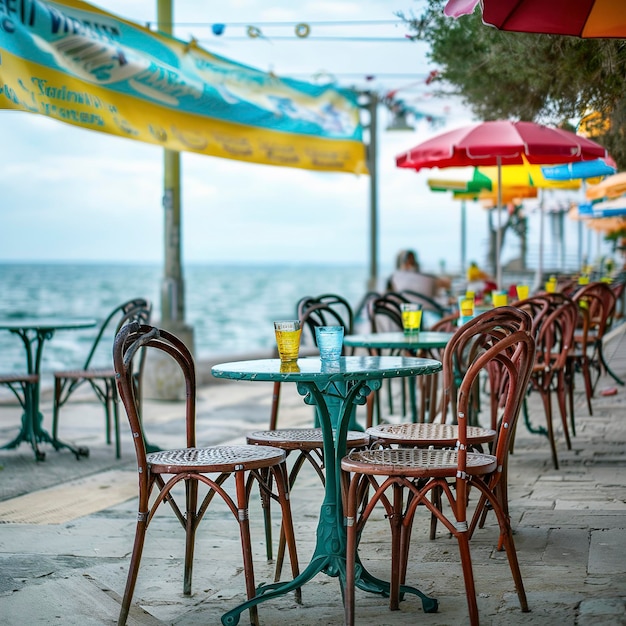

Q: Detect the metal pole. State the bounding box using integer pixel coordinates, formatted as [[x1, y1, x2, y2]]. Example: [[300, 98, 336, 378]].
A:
[[460, 199, 467, 276], [496, 156, 502, 290], [158, 0, 184, 324], [146, 0, 194, 401], [533, 190, 545, 292], [366, 92, 379, 292]]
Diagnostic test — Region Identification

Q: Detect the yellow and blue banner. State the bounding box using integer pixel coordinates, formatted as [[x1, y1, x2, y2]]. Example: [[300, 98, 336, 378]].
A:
[[0, 0, 367, 173]]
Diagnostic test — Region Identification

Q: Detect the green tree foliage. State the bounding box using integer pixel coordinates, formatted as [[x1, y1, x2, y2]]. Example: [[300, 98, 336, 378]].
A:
[[402, 0, 626, 167]]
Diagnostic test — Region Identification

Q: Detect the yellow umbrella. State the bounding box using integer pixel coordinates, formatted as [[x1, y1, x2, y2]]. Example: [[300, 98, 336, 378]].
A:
[[478, 162, 580, 191]]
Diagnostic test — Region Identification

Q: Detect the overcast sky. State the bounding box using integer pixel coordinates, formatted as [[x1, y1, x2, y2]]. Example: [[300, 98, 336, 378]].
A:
[[0, 0, 599, 273]]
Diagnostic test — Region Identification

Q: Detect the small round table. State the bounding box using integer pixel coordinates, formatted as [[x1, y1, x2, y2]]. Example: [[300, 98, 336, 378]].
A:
[[211, 355, 443, 625], [343, 331, 455, 353], [0, 318, 97, 461], [343, 331, 455, 423]]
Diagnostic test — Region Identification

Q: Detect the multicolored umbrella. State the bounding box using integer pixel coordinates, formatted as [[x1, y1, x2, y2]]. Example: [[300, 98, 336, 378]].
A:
[[397, 120, 608, 287], [444, 0, 626, 38]]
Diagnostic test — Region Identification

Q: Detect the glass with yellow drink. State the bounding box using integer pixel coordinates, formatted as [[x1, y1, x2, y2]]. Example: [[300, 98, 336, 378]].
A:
[[274, 320, 302, 362], [400, 303, 422, 335]]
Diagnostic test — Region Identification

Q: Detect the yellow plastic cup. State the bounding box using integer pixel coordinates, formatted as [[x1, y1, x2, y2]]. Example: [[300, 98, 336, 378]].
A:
[[516, 285, 529, 301], [545, 280, 556, 293], [459, 298, 474, 317], [492, 292, 508, 307]]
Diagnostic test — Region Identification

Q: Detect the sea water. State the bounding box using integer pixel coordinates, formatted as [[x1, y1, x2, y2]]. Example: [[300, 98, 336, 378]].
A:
[[0, 262, 377, 374]]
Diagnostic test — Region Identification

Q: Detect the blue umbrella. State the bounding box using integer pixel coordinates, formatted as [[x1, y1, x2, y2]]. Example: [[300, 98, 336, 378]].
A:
[[540, 159, 617, 275], [589, 197, 626, 218], [542, 158, 616, 181]]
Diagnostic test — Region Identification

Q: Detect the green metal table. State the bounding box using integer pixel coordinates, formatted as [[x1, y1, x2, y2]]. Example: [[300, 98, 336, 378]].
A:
[[211, 355, 443, 625], [343, 331, 454, 353], [343, 331, 455, 423], [0, 318, 96, 461]]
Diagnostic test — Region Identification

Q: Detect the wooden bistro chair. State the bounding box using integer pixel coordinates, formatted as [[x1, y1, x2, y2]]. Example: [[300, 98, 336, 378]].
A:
[[269, 293, 354, 431], [571, 281, 622, 395], [341, 309, 536, 626], [113, 322, 300, 626], [366, 306, 531, 540], [51, 297, 151, 458], [521, 293, 578, 470]]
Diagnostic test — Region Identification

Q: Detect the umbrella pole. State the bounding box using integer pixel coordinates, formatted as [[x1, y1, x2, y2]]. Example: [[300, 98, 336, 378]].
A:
[[461, 200, 467, 276], [533, 190, 545, 292], [496, 156, 502, 290]]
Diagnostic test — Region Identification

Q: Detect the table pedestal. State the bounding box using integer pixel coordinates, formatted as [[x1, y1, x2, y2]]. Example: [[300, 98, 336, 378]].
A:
[[221, 377, 437, 626]]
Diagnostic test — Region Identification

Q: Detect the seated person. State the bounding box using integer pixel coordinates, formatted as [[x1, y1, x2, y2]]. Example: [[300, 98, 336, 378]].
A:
[[466, 261, 496, 298], [388, 249, 451, 298]]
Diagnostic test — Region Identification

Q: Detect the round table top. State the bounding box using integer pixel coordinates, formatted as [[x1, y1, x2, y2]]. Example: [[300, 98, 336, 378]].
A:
[[211, 355, 442, 383], [0, 318, 97, 332], [343, 331, 455, 350]]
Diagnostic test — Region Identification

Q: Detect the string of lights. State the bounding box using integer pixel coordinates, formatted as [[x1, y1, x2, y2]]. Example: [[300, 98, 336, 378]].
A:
[[146, 18, 417, 42]]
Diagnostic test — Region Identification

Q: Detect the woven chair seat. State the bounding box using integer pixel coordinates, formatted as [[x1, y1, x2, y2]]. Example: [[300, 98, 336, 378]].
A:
[[367, 423, 496, 447], [247, 428, 370, 451], [53, 367, 115, 379], [147, 444, 286, 473], [0, 373, 38, 384], [342, 447, 497, 477]]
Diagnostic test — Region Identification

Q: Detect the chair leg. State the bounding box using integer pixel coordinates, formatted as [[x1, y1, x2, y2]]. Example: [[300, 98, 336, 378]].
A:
[[258, 467, 274, 564], [456, 531, 479, 626], [275, 452, 313, 581], [580, 356, 594, 416], [272, 461, 301, 602], [344, 474, 359, 626], [118, 516, 149, 626], [388, 482, 404, 610], [540, 390, 560, 470], [183, 478, 198, 595], [483, 486, 530, 612], [269, 381, 281, 430], [111, 383, 121, 459], [234, 470, 259, 626], [555, 372, 572, 450], [52, 377, 63, 443]]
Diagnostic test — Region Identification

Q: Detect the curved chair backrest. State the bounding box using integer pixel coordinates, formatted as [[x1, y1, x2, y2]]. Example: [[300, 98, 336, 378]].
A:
[[572, 281, 617, 338], [114, 322, 195, 466], [440, 306, 534, 425], [512, 293, 566, 338], [367, 293, 409, 333], [296, 294, 354, 350], [82, 298, 152, 370], [451, 316, 536, 472], [399, 289, 446, 312], [532, 294, 578, 374]]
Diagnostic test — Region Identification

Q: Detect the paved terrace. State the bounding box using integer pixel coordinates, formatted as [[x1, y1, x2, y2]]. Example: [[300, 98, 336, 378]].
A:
[[0, 325, 625, 625]]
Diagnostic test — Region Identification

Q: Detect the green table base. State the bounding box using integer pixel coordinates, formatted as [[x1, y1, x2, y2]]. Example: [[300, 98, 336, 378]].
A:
[[218, 372, 440, 625]]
